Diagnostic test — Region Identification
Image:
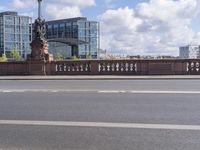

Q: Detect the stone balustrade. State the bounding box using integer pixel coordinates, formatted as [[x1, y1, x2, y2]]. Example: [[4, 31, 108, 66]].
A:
[[0, 59, 200, 75]]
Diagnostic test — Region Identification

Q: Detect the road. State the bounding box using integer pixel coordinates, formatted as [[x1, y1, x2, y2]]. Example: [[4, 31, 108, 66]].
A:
[[0, 80, 200, 150]]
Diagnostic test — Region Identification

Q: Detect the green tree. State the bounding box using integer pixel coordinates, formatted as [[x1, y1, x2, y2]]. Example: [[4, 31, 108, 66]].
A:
[[0, 54, 7, 62], [86, 54, 92, 59], [71, 55, 78, 60], [10, 49, 21, 61], [55, 53, 63, 61]]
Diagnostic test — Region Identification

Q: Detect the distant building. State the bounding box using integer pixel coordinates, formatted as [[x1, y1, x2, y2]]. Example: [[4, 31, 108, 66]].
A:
[[0, 11, 32, 59], [179, 45, 200, 59], [128, 55, 141, 59], [44, 17, 100, 59], [99, 49, 107, 59]]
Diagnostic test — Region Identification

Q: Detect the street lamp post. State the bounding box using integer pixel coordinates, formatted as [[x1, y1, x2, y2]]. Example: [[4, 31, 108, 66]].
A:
[[38, 0, 42, 20]]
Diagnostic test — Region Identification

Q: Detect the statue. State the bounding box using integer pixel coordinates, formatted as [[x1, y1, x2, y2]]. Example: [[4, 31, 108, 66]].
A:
[[35, 0, 45, 40], [27, 0, 53, 61]]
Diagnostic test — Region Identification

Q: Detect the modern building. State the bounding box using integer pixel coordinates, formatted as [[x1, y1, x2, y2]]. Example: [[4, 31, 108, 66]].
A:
[[179, 45, 200, 59], [45, 17, 100, 59], [0, 11, 32, 59]]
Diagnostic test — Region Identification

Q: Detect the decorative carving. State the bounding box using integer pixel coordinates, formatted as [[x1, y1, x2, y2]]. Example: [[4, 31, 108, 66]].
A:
[[34, 18, 46, 40]]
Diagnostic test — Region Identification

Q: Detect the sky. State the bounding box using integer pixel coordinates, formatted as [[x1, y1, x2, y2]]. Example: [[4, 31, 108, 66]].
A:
[[1, 0, 200, 56]]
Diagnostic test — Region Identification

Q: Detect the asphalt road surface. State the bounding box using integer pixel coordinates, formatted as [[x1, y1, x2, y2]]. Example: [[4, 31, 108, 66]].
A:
[[0, 80, 200, 150]]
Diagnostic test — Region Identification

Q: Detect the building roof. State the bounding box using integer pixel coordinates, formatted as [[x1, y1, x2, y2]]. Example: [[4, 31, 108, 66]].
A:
[[46, 17, 87, 24], [0, 11, 18, 16]]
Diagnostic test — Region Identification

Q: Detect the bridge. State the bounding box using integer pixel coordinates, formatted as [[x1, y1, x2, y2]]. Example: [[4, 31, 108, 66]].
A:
[[0, 59, 199, 75]]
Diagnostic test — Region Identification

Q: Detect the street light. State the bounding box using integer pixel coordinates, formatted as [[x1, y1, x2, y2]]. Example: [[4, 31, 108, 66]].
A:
[[37, 0, 42, 20]]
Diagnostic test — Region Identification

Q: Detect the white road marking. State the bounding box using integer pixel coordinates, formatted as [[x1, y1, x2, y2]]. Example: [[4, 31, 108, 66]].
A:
[[0, 120, 200, 131], [98, 90, 127, 93], [0, 89, 200, 94], [130, 91, 200, 94], [0, 89, 97, 93], [98, 90, 200, 94]]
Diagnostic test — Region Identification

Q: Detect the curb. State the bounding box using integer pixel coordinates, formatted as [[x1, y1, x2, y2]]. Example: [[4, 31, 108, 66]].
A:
[[0, 76, 200, 80]]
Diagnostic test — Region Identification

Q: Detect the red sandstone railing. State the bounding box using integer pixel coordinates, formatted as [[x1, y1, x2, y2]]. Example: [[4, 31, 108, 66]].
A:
[[0, 61, 28, 75], [1, 59, 200, 75], [50, 60, 138, 75], [47, 59, 197, 75], [187, 59, 200, 75]]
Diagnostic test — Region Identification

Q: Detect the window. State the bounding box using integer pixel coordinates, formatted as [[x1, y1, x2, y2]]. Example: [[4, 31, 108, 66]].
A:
[[78, 22, 85, 28]]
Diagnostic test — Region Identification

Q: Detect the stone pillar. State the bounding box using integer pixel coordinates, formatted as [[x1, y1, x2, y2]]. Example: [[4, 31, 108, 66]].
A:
[[90, 61, 99, 75], [27, 61, 46, 75]]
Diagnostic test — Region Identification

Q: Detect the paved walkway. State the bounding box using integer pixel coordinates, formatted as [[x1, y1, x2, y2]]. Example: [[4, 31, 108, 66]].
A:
[[0, 75, 200, 80]]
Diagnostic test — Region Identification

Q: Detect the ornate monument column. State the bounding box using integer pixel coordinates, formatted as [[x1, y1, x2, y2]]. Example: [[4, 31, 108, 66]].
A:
[[27, 0, 53, 75], [27, 0, 53, 61]]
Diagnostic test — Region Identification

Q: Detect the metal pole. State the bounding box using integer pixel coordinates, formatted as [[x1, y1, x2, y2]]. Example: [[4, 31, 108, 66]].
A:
[[38, 0, 42, 19]]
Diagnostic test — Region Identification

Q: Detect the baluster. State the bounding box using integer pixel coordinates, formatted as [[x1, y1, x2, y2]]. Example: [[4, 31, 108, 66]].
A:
[[130, 63, 133, 71], [71, 64, 75, 72], [119, 63, 122, 72], [67, 65, 70, 72], [191, 62, 194, 72], [99, 63, 102, 72], [102, 63, 106, 72], [98, 63, 101, 72], [197, 62, 200, 72], [132, 63, 136, 72], [135, 63, 137, 72], [106, 63, 110, 72], [116, 63, 119, 71], [80, 64, 83, 72], [120, 63, 124, 72], [111, 63, 115, 72], [85, 63, 88, 71], [59, 64, 62, 72], [125, 63, 129, 72], [63, 64, 67, 72], [76, 64, 80, 72], [196, 62, 199, 72], [55, 64, 58, 72], [187, 62, 190, 72], [104, 63, 107, 72]]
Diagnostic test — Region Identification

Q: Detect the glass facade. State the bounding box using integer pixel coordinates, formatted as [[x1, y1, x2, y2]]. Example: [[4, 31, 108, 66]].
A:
[[0, 11, 32, 59], [46, 17, 100, 59]]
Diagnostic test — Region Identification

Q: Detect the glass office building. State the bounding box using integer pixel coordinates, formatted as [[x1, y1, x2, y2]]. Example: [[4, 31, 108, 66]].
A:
[[0, 11, 32, 59], [46, 17, 100, 59]]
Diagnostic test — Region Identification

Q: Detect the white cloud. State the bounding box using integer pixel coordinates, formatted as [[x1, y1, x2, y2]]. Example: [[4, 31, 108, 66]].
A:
[[45, 5, 82, 20], [10, 0, 36, 9], [100, 7, 142, 34], [47, 0, 95, 8], [99, 0, 200, 56]]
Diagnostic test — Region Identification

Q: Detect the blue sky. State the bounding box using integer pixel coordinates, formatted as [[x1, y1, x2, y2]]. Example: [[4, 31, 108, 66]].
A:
[[1, 0, 200, 56]]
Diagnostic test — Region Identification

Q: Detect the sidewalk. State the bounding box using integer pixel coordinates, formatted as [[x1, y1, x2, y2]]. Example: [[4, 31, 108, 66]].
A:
[[0, 75, 200, 80]]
